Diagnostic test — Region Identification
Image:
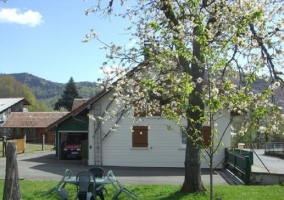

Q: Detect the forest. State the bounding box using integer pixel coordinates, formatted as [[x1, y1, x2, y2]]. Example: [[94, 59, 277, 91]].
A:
[[0, 73, 102, 111]]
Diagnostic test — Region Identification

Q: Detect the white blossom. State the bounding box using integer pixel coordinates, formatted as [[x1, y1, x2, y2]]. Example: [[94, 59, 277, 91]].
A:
[[258, 126, 267, 134], [197, 77, 203, 83], [190, 82, 196, 88]]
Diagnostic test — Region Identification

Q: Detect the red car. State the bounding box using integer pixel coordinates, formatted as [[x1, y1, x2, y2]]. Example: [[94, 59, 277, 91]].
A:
[[63, 134, 82, 159]]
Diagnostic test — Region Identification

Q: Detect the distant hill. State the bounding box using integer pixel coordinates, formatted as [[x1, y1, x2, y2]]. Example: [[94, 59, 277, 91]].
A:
[[3, 73, 101, 108], [2, 72, 284, 110], [251, 78, 284, 107]]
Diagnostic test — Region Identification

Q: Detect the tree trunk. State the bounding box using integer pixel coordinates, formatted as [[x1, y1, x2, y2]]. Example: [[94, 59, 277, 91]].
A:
[[181, 137, 205, 192], [3, 142, 22, 200], [181, 98, 206, 192], [181, 27, 206, 193], [209, 151, 213, 200]]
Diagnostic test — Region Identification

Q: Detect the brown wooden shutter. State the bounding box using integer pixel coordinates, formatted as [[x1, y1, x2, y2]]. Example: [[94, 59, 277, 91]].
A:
[[203, 126, 211, 148], [132, 126, 148, 147]]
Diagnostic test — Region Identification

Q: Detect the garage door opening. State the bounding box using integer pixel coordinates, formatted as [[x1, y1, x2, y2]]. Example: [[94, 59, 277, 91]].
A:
[[59, 132, 88, 160]]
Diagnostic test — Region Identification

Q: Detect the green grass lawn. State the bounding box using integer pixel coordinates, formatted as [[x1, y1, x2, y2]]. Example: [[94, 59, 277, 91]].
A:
[[1, 142, 283, 199], [0, 180, 283, 200]]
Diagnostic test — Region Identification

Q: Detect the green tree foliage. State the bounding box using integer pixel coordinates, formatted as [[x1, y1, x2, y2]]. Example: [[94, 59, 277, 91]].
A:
[[0, 76, 22, 97], [7, 73, 65, 99], [7, 73, 100, 108], [0, 75, 52, 111], [54, 77, 81, 111]]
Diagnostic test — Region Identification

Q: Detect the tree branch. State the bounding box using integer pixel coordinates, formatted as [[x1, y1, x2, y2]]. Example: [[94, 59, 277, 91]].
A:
[[249, 23, 284, 85]]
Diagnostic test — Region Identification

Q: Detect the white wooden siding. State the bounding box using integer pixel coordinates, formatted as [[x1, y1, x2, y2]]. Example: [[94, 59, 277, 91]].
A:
[[88, 91, 231, 168]]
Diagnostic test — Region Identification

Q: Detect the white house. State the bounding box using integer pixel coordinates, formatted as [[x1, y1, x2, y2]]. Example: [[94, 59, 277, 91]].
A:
[[85, 88, 231, 169], [0, 98, 30, 138], [47, 81, 231, 169]]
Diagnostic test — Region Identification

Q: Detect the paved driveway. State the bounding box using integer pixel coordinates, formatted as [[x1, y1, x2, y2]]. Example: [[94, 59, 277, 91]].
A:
[[0, 150, 228, 185]]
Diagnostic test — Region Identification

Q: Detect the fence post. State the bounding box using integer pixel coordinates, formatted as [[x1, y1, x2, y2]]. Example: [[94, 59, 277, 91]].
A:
[[42, 134, 45, 151], [244, 156, 251, 185], [3, 142, 22, 199], [2, 136, 6, 157], [23, 134, 26, 153], [224, 148, 228, 164], [249, 151, 254, 165]]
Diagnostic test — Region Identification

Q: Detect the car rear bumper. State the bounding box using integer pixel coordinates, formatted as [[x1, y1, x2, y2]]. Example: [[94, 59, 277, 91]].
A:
[[63, 150, 81, 158]]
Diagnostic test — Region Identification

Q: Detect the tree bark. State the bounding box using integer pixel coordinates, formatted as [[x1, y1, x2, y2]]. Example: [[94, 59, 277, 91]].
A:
[[3, 142, 22, 200], [181, 91, 206, 192], [181, 28, 206, 193], [181, 136, 204, 192]]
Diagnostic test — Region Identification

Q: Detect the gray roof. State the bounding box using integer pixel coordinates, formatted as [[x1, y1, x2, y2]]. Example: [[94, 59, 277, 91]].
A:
[[0, 98, 26, 113], [72, 98, 89, 110]]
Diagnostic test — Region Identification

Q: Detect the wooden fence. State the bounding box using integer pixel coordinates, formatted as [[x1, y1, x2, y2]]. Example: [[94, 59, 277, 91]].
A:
[[7, 139, 26, 153]]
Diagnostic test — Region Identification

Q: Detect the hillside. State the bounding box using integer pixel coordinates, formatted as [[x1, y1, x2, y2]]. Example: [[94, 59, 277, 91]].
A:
[[2, 72, 284, 110], [0, 75, 52, 111], [3, 73, 101, 108], [251, 78, 284, 107]]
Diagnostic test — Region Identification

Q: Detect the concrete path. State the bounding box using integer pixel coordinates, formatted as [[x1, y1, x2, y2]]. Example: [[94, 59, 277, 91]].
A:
[[250, 149, 284, 174], [0, 150, 228, 185]]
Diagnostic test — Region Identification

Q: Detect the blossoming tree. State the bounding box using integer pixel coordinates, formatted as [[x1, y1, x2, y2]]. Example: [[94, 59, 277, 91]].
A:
[[83, 0, 284, 196]]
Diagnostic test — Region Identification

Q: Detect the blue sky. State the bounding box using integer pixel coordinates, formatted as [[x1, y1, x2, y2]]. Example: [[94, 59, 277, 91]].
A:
[[0, 0, 133, 83]]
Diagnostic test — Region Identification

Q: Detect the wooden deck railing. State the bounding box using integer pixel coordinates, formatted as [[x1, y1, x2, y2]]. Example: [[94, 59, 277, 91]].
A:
[[224, 148, 252, 185]]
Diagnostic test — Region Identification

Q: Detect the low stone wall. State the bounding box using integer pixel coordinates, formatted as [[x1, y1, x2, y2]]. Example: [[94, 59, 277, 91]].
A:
[[264, 151, 284, 159]]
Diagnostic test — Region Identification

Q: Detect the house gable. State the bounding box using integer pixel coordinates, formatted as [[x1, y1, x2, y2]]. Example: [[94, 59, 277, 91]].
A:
[[0, 98, 31, 123], [0, 98, 30, 113], [55, 116, 88, 131]]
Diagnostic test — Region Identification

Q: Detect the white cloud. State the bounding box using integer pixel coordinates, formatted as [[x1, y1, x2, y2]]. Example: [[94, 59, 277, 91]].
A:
[[0, 8, 43, 27]]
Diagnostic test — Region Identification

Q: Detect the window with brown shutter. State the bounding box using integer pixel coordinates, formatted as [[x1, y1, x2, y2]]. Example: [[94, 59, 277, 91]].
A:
[[180, 126, 211, 148], [203, 126, 211, 148], [132, 126, 148, 147]]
